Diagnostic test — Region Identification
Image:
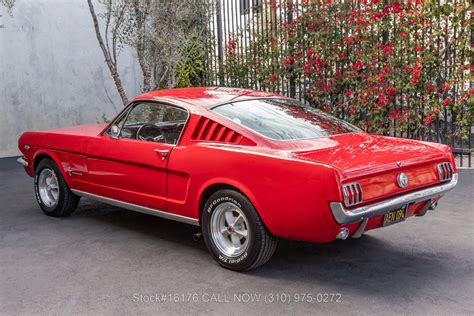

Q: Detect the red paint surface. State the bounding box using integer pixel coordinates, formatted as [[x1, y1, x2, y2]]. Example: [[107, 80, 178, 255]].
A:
[[18, 87, 455, 243]]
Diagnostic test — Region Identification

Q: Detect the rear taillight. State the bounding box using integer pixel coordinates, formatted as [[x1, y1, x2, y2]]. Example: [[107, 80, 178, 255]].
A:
[[342, 182, 363, 207], [437, 162, 453, 182]]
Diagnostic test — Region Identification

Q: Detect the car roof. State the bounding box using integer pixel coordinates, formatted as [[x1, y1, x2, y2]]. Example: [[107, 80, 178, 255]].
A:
[[131, 87, 287, 109]]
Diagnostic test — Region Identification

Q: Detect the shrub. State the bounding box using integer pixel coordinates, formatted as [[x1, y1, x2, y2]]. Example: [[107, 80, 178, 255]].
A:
[[220, 0, 472, 140]]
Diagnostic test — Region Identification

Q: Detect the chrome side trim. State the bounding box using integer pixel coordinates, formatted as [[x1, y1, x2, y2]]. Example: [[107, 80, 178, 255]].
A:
[[330, 173, 458, 225], [16, 157, 28, 167], [71, 189, 200, 226]]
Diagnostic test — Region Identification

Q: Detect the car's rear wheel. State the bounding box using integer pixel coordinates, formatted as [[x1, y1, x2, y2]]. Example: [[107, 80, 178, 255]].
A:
[[201, 190, 277, 271], [34, 158, 80, 217]]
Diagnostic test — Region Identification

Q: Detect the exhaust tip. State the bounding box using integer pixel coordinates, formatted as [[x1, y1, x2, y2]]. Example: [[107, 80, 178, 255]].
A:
[[336, 228, 349, 240], [429, 202, 438, 210], [193, 232, 202, 241]]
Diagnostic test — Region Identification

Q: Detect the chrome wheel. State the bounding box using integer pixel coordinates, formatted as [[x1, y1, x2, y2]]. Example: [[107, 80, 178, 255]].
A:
[[210, 202, 250, 257], [38, 168, 59, 207]]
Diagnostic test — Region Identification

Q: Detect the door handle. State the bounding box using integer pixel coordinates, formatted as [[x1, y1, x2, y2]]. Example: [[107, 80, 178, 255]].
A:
[[154, 149, 169, 160]]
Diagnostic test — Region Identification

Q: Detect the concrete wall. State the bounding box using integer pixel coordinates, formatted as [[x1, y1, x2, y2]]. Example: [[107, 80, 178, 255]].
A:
[[0, 0, 141, 157]]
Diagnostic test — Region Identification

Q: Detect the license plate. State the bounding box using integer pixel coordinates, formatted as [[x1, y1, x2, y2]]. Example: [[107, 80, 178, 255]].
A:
[[382, 205, 407, 227]]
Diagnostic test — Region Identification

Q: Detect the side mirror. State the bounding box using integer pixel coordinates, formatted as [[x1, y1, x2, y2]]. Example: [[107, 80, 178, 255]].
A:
[[110, 125, 120, 139]]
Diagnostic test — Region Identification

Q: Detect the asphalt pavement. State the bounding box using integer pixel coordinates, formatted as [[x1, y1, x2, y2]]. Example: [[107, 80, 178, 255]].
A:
[[0, 157, 473, 315]]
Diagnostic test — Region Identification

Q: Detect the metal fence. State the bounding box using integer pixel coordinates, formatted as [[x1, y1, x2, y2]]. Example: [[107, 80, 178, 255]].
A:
[[203, 0, 473, 167]]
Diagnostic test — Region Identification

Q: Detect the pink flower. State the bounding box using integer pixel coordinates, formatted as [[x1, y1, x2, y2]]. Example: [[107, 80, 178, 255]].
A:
[[440, 82, 451, 90], [387, 86, 397, 97], [268, 73, 278, 83], [411, 64, 421, 85], [442, 98, 452, 107], [315, 56, 324, 71], [282, 55, 294, 67], [382, 44, 394, 56], [306, 48, 314, 57], [424, 115, 432, 125], [372, 13, 384, 20], [377, 73, 385, 84], [378, 93, 389, 107], [322, 0, 332, 9], [424, 83, 435, 91], [381, 65, 391, 74], [384, 3, 401, 14], [352, 60, 363, 70], [303, 61, 312, 75]]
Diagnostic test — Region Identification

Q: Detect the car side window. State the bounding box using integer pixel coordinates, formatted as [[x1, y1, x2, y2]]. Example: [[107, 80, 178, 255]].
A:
[[112, 102, 188, 145]]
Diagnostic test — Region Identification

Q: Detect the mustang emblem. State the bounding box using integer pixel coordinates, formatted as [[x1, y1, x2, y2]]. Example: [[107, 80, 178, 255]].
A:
[[397, 161, 402, 167], [397, 172, 409, 188]]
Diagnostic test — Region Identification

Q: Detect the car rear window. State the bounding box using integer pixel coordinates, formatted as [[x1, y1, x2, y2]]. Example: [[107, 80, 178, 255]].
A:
[[211, 98, 361, 141]]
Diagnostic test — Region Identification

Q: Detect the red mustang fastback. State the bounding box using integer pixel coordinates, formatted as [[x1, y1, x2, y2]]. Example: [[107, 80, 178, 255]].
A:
[[17, 87, 458, 270]]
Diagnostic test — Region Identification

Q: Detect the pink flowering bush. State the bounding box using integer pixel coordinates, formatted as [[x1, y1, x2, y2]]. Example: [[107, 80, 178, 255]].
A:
[[222, 0, 472, 140]]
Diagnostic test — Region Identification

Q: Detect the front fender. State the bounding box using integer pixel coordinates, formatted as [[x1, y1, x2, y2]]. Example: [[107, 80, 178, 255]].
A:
[[30, 149, 73, 187]]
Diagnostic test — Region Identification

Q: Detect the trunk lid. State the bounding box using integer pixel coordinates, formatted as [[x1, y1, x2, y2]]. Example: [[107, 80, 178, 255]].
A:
[[285, 133, 452, 205], [292, 133, 447, 178]]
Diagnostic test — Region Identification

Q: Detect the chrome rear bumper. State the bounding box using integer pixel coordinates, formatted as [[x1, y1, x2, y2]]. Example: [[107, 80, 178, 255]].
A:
[[330, 173, 458, 225], [16, 156, 29, 167]]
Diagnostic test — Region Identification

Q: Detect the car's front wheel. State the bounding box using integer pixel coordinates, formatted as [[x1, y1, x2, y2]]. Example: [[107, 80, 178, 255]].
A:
[[34, 158, 80, 217], [201, 190, 277, 271]]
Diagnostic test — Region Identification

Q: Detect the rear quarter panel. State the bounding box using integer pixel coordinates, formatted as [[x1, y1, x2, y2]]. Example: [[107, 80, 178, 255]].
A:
[[167, 144, 343, 243]]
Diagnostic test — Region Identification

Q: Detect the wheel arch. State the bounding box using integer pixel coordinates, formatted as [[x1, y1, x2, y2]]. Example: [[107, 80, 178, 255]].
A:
[[198, 183, 245, 216], [32, 150, 72, 186], [34, 153, 53, 171], [197, 179, 273, 233]]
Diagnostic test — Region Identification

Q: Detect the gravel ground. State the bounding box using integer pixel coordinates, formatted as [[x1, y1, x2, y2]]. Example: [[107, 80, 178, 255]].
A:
[[0, 157, 473, 315]]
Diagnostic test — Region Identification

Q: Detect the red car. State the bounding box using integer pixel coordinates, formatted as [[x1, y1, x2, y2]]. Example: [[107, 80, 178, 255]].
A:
[[17, 87, 458, 271]]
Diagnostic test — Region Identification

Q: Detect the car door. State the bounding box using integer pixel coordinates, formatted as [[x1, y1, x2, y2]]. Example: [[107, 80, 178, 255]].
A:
[[84, 101, 189, 211]]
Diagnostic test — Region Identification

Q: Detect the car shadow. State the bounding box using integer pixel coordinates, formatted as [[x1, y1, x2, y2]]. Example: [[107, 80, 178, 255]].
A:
[[74, 198, 453, 297], [73, 199, 205, 250], [250, 235, 453, 297]]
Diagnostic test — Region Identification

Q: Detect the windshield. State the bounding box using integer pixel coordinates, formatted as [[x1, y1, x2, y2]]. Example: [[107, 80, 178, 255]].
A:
[[211, 98, 361, 141]]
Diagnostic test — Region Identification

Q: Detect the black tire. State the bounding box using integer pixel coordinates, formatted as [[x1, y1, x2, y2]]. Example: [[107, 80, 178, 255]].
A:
[[201, 190, 278, 271], [34, 158, 80, 217]]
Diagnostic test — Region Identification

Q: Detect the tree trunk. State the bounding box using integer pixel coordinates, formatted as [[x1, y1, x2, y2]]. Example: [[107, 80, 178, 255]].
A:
[[132, 0, 152, 92], [87, 0, 128, 106], [137, 46, 152, 91]]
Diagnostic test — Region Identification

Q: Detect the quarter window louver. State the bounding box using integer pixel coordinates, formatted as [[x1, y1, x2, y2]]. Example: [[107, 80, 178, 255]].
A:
[[342, 182, 363, 207], [437, 162, 453, 182], [191, 117, 243, 144]]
